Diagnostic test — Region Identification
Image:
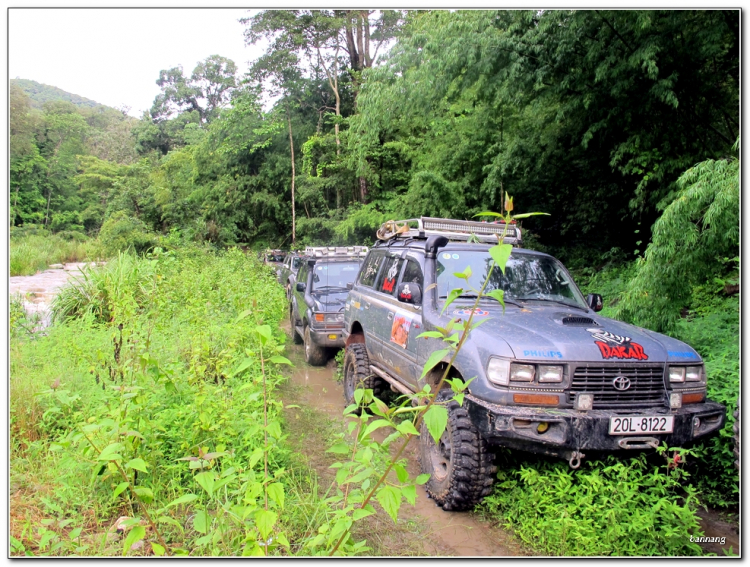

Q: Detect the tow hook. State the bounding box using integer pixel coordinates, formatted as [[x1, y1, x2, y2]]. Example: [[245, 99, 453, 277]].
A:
[[617, 437, 659, 450], [567, 450, 585, 469]]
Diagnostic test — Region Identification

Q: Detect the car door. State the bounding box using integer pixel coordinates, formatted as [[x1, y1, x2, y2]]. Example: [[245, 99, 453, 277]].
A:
[[352, 250, 388, 362], [377, 257, 425, 389]]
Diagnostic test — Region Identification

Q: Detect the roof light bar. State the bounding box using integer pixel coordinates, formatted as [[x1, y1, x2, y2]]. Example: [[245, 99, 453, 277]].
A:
[[376, 217, 522, 246], [304, 246, 369, 258]]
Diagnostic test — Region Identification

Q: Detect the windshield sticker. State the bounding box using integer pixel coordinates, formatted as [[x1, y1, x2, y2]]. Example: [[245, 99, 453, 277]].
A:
[[523, 349, 563, 359], [390, 310, 414, 349], [382, 259, 400, 293], [452, 254, 459, 259], [442, 253, 451, 259], [668, 350, 699, 359], [453, 308, 489, 317], [587, 328, 648, 360]]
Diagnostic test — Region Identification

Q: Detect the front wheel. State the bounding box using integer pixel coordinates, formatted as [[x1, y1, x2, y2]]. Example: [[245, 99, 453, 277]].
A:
[[304, 325, 328, 366], [418, 389, 496, 511]]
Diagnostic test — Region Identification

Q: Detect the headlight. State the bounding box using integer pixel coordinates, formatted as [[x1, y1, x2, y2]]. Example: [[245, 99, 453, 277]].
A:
[[669, 367, 685, 383], [538, 365, 564, 383], [685, 366, 703, 382], [487, 358, 510, 386], [510, 363, 535, 382]]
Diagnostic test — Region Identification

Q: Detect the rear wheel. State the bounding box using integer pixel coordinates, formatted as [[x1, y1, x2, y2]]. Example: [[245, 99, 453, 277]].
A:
[[418, 389, 496, 511], [304, 325, 328, 366], [290, 305, 303, 344], [343, 342, 386, 408]]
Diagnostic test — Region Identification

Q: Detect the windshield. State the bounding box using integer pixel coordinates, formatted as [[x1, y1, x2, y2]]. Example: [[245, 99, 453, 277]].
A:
[[436, 250, 587, 309], [312, 262, 361, 291]]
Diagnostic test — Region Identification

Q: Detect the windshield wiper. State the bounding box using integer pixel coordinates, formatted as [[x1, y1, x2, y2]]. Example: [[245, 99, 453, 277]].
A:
[[514, 297, 587, 310], [439, 293, 523, 309]]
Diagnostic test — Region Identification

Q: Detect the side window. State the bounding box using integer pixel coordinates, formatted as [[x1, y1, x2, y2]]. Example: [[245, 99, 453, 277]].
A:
[[376, 256, 404, 296], [400, 259, 423, 286], [359, 252, 385, 288], [297, 265, 307, 288]]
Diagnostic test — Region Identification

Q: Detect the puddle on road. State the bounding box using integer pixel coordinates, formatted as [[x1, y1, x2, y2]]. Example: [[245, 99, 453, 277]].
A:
[[281, 327, 521, 557]]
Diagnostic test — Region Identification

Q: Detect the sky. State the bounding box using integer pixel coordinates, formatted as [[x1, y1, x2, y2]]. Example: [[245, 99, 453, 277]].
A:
[[9, 8, 264, 117]]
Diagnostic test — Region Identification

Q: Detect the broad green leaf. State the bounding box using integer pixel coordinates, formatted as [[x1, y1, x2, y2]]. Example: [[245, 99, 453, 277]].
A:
[[151, 542, 165, 556], [113, 482, 129, 498], [125, 458, 148, 473], [97, 443, 123, 462], [420, 348, 450, 379], [394, 463, 409, 483], [326, 443, 350, 454], [194, 471, 215, 497], [267, 483, 284, 509], [363, 419, 392, 438], [473, 211, 504, 218], [452, 265, 472, 280], [424, 405, 449, 444], [268, 355, 292, 365], [69, 527, 82, 540], [352, 507, 374, 521], [133, 487, 154, 502], [234, 309, 253, 323], [489, 243, 513, 274], [266, 421, 282, 439], [416, 474, 430, 485], [166, 493, 198, 508], [416, 330, 444, 339], [122, 525, 145, 556], [255, 325, 272, 344], [276, 532, 290, 548], [440, 288, 464, 314], [485, 289, 505, 309], [231, 357, 254, 377], [402, 484, 417, 506], [193, 510, 209, 534], [255, 509, 277, 541], [248, 448, 264, 469], [453, 393, 465, 406], [511, 212, 551, 219], [375, 485, 401, 523], [396, 420, 419, 436]]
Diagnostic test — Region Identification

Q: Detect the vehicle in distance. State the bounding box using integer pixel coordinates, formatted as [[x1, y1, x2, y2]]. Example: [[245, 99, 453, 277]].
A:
[[277, 252, 303, 295], [341, 217, 726, 510], [290, 246, 368, 365]]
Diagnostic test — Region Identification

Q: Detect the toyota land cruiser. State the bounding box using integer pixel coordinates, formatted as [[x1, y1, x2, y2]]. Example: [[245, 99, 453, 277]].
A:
[[341, 217, 726, 510]]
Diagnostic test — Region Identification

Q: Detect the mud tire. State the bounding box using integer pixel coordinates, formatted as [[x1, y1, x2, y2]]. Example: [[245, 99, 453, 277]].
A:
[[418, 389, 496, 511], [343, 343, 386, 408], [304, 325, 328, 366], [290, 305, 303, 344], [734, 397, 740, 471]]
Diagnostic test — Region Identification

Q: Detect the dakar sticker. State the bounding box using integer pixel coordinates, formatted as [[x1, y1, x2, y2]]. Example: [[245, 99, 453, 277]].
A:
[[390, 310, 414, 349], [442, 253, 452, 259], [453, 308, 489, 317], [382, 259, 400, 293], [587, 328, 648, 361]]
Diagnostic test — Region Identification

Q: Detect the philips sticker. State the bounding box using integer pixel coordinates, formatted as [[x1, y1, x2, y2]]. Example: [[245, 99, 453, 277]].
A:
[[523, 349, 563, 359]]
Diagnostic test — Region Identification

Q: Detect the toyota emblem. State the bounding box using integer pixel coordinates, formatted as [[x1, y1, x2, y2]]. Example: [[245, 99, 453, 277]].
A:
[[612, 376, 631, 391]]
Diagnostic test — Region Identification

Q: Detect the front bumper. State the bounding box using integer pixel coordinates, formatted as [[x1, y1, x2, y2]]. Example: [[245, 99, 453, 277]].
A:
[[465, 394, 726, 459], [308, 325, 345, 348]]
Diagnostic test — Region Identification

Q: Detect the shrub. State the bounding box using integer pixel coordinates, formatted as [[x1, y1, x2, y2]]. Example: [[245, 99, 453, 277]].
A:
[[98, 211, 157, 256]]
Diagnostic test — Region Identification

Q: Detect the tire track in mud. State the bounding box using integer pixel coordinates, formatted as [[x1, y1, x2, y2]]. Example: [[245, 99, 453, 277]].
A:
[[279, 323, 526, 557]]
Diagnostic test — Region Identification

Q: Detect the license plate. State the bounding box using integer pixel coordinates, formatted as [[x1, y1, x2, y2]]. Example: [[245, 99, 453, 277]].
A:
[[609, 416, 674, 435]]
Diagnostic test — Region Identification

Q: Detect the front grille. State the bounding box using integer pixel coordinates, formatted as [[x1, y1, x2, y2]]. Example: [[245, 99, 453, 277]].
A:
[[570, 365, 666, 408]]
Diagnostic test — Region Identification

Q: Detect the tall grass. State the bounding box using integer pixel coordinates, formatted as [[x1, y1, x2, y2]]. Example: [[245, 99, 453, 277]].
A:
[[10, 233, 102, 276]]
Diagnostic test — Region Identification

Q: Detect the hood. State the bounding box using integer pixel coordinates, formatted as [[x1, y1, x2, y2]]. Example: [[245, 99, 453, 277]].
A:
[[443, 301, 701, 364], [310, 290, 348, 312]]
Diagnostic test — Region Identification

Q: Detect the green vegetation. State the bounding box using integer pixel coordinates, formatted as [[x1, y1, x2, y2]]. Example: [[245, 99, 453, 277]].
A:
[[11, 79, 106, 110], [10, 230, 101, 276], [479, 453, 705, 556]]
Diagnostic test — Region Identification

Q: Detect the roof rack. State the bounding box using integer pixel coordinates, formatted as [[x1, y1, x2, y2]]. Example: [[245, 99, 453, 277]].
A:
[[376, 217, 522, 246], [304, 246, 369, 258]]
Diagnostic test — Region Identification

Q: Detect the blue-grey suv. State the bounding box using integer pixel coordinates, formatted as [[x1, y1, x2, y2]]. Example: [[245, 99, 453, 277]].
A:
[[341, 217, 725, 510]]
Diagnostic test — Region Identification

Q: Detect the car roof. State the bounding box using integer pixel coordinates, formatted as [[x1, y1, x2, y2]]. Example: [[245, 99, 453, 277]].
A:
[[371, 238, 551, 259]]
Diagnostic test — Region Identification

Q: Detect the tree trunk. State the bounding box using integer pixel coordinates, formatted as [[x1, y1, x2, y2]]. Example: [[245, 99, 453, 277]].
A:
[[359, 176, 368, 203], [287, 107, 296, 244]]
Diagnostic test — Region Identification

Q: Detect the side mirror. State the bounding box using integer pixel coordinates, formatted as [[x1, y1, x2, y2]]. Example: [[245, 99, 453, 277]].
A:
[[397, 282, 422, 305], [296, 282, 306, 293], [586, 293, 603, 312], [346, 282, 354, 290]]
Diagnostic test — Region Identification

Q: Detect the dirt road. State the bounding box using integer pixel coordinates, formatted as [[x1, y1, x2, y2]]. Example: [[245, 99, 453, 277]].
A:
[[278, 328, 526, 557]]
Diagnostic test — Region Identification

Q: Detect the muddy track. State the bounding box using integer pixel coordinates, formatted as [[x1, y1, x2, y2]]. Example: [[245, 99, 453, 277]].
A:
[[278, 323, 526, 557]]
